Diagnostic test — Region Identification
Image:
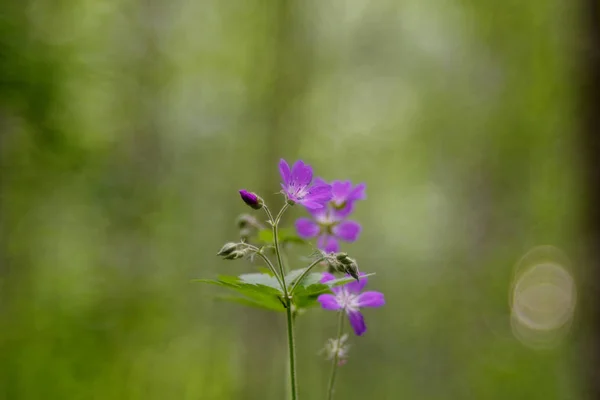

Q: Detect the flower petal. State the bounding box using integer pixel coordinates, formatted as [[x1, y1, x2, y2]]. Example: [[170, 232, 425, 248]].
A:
[[345, 272, 368, 293], [331, 180, 352, 202], [347, 311, 367, 336], [295, 218, 320, 238], [313, 177, 328, 187], [320, 272, 336, 283], [332, 220, 361, 242], [308, 206, 329, 221], [331, 202, 355, 219], [320, 272, 341, 294], [348, 183, 366, 202], [318, 294, 342, 310], [300, 184, 332, 209], [318, 235, 339, 253], [357, 291, 385, 308], [279, 159, 291, 186], [291, 160, 312, 186]]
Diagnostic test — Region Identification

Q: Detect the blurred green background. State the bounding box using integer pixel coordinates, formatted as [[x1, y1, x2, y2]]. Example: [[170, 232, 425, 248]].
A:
[[0, 0, 586, 399]]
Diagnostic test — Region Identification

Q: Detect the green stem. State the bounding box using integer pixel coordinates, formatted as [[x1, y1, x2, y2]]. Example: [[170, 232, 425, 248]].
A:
[[289, 256, 327, 295], [326, 312, 345, 400], [268, 202, 297, 399], [272, 203, 290, 288], [285, 302, 298, 400]]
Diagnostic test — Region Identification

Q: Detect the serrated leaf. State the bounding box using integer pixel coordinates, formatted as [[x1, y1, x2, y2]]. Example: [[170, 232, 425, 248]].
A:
[[238, 273, 283, 292], [216, 275, 243, 285], [192, 278, 240, 288], [292, 285, 325, 308], [285, 271, 326, 287], [294, 295, 321, 309], [195, 276, 285, 312], [296, 272, 324, 287], [216, 295, 285, 312], [284, 268, 306, 285]]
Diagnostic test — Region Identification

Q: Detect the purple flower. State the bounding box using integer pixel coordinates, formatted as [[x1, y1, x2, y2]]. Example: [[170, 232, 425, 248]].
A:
[[239, 189, 263, 210], [315, 178, 366, 218], [279, 159, 332, 210], [295, 208, 361, 253], [318, 272, 385, 336]]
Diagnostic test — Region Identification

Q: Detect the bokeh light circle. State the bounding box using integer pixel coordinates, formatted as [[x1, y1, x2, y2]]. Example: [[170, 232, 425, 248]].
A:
[[509, 246, 576, 349]]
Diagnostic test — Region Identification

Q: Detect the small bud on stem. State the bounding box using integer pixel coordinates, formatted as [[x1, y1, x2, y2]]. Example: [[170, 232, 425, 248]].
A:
[[217, 242, 238, 257], [217, 242, 256, 261], [324, 252, 360, 281], [239, 189, 264, 210]]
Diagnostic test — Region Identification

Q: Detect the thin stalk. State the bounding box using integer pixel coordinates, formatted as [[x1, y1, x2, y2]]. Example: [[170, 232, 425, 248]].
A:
[[285, 301, 298, 400], [269, 202, 297, 399], [272, 203, 290, 285], [326, 312, 345, 400], [247, 245, 285, 290], [289, 255, 327, 295]]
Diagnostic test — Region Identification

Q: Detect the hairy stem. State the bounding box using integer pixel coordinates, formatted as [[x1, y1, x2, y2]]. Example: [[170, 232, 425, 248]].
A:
[[269, 202, 297, 399], [326, 312, 345, 400], [272, 203, 290, 285]]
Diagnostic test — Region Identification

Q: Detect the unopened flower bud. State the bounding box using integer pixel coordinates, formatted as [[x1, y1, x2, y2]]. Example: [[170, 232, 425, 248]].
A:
[[343, 260, 360, 281], [223, 250, 245, 260], [217, 242, 238, 257], [239, 189, 264, 210], [333, 253, 359, 281], [335, 252, 349, 261]]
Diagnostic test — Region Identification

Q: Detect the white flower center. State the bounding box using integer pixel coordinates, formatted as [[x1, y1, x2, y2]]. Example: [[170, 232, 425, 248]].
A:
[[288, 183, 309, 199], [336, 288, 359, 312]]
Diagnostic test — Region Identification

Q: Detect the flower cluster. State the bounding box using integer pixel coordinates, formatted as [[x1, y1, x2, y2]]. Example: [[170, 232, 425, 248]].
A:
[[237, 158, 384, 337], [212, 158, 385, 398], [295, 178, 366, 253], [279, 159, 384, 337]]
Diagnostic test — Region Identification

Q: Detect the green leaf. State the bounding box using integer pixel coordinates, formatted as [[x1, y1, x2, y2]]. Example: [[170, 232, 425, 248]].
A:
[[284, 268, 306, 285], [238, 273, 283, 292], [193, 274, 286, 312], [296, 272, 324, 287], [216, 295, 285, 312], [192, 278, 239, 288]]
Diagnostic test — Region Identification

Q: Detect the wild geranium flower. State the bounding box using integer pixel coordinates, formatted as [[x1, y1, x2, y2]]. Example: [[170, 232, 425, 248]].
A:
[[317, 178, 366, 218], [318, 272, 385, 336], [279, 159, 332, 209], [295, 208, 361, 253]]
